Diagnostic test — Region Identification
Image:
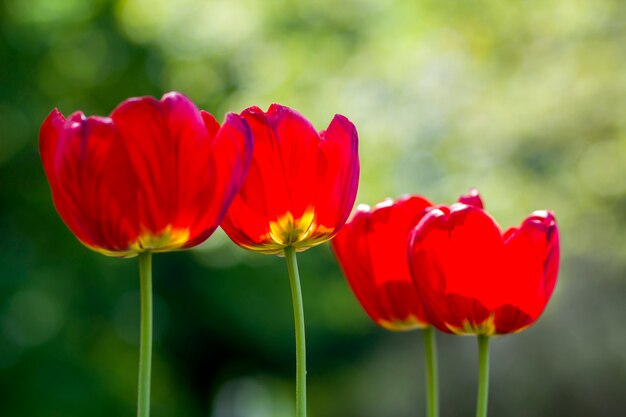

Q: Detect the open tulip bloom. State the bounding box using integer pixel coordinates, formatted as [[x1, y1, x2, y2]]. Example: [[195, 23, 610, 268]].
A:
[[39, 92, 253, 417], [332, 190, 484, 417], [221, 104, 359, 417], [408, 193, 559, 417]]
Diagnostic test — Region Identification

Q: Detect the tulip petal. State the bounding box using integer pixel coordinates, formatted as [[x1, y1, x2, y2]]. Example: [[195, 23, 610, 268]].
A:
[[188, 112, 253, 247], [411, 205, 504, 308], [221, 106, 291, 250], [332, 208, 385, 325], [440, 294, 494, 335], [237, 104, 320, 221], [39, 109, 66, 182], [46, 112, 139, 255], [314, 114, 360, 236], [493, 304, 533, 334], [111, 92, 208, 245], [458, 188, 484, 208], [500, 210, 560, 320], [265, 104, 321, 220], [332, 196, 432, 330]]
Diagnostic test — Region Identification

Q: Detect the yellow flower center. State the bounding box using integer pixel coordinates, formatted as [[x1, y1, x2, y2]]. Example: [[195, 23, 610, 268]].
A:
[[445, 314, 497, 336], [241, 208, 334, 255], [85, 225, 190, 258], [378, 315, 429, 331], [268, 210, 316, 246], [130, 225, 190, 253]]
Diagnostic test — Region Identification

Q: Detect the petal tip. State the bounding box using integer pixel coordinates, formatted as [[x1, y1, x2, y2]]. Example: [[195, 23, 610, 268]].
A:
[[200, 109, 219, 125], [525, 210, 558, 231], [40, 108, 67, 158], [329, 113, 356, 132], [223, 112, 253, 149], [356, 203, 372, 213], [458, 188, 484, 209], [161, 90, 187, 101], [373, 198, 394, 210], [41, 108, 66, 130], [160, 91, 196, 109]]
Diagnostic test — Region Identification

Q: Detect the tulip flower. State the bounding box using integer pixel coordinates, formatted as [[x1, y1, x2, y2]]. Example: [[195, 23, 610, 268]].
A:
[[331, 190, 482, 417], [408, 196, 559, 417], [221, 104, 359, 254], [221, 104, 359, 417], [39, 92, 253, 417]]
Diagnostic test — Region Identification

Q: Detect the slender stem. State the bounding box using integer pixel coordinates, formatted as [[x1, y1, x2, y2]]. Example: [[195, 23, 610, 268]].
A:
[[284, 246, 307, 417], [476, 335, 491, 417], [422, 327, 439, 417], [138, 252, 153, 417]]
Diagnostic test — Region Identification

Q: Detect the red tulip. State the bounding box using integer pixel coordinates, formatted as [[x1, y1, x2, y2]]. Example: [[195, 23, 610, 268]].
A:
[[331, 191, 484, 331], [408, 200, 559, 336], [221, 104, 359, 254], [40, 92, 253, 257]]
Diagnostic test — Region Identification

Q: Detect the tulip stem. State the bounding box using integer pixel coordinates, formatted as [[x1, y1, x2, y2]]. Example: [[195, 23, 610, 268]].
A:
[[284, 246, 307, 417], [476, 335, 490, 417], [138, 252, 153, 417], [423, 327, 439, 417]]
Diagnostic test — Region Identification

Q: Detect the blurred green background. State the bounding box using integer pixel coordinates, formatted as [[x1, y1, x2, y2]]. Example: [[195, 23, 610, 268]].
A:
[[1, 0, 625, 416]]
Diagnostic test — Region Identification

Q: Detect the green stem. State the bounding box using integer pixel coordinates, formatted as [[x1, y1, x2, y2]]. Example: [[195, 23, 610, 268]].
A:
[[138, 252, 153, 417], [423, 327, 439, 417], [284, 246, 307, 417], [476, 335, 490, 417]]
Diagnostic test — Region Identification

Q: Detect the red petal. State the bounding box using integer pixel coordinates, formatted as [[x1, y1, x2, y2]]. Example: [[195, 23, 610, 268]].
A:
[[332, 208, 385, 325], [45, 112, 139, 252], [493, 304, 533, 334], [408, 206, 500, 333], [457, 188, 484, 208], [39, 109, 66, 183], [111, 92, 210, 243], [409, 228, 495, 334], [438, 294, 492, 334], [187, 112, 253, 247], [222, 106, 286, 248], [414, 205, 504, 307], [223, 104, 322, 250], [315, 114, 360, 235], [263, 104, 321, 220], [332, 196, 432, 330], [201, 110, 220, 139], [500, 210, 560, 320], [366, 196, 432, 289]]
